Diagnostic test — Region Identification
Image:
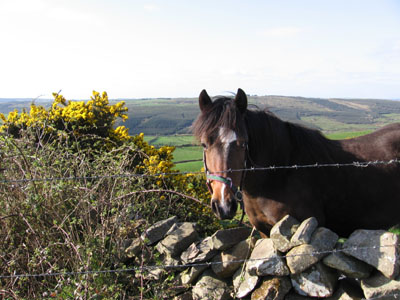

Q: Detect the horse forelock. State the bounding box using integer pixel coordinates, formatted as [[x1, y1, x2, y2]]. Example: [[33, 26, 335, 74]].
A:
[[193, 96, 243, 144]]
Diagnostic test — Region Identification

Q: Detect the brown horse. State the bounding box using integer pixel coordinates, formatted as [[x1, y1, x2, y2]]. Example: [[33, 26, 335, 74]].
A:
[[192, 88, 400, 237]]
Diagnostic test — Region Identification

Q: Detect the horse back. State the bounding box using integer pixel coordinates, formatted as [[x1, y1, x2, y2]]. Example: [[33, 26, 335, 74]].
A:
[[340, 123, 400, 160]]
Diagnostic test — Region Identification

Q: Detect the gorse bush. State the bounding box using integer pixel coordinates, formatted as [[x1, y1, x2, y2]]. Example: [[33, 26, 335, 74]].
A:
[[0, 91, 129, 143], [0, 92, 220, 299]]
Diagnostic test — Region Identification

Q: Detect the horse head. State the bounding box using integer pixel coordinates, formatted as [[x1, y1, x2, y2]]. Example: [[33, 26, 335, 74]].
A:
[[194, 89, 249, 219]]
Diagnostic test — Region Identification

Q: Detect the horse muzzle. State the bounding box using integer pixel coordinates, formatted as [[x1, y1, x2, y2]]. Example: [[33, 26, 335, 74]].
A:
[[207, 174, 241, 220], [211, 197, 238, 219]]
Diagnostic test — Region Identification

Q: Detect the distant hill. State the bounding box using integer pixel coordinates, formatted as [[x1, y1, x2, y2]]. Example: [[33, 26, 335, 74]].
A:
[[2, 95, 400, 135]]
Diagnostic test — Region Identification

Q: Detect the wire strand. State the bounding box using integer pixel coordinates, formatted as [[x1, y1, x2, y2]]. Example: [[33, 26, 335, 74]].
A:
[[0, 159, 399, 184]]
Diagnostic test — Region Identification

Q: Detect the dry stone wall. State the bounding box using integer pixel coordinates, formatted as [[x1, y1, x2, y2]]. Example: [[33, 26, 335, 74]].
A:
[[125, 215, 400, 299]]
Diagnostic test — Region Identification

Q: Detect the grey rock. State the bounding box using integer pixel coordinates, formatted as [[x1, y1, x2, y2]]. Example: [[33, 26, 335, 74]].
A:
[[210, 227, 251, 251], [343, 229, 400, 279], [291, 262, 338, 298], [212, 238, 256, 278], [233, 265, 259, 298], [310, 227, 339, 254], [181, 237, 218, 264], [323, 251, 372, 279], [290, 217, 318, 247], [192, 270, 232, 300], [250, 276, 292, 300], [286, 227, 338, 274], [156, 222, 199, 257], [286, 244, 320, 274], [270, 215, 300, 252], [124, 238, 142, 258], [247, 238, 290, 276], [141, 216, 178, 245], [361, 272, 400, 300], [166, 222, 180, 236], [180, 265, 208, 285]]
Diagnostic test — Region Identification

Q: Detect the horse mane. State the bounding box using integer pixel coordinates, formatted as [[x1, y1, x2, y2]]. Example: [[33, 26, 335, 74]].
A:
[[245, 109, 343, 165], [193, 95, 344, 164]]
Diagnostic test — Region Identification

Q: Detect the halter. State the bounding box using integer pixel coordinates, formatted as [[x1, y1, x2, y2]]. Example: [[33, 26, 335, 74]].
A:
[[203, 145, 248, 223]]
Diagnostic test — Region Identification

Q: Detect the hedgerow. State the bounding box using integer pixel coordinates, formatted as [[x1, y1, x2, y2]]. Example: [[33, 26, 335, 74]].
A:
[[0, 92, 220, 299]]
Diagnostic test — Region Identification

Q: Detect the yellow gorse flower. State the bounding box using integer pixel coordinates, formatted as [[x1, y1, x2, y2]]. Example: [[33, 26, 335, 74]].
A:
[[0, 91, 130, 143]]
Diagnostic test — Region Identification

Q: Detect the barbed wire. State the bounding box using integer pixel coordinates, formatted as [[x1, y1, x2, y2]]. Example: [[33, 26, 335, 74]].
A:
[[0, 244, 396, 279], [0, 158, 399, 185]]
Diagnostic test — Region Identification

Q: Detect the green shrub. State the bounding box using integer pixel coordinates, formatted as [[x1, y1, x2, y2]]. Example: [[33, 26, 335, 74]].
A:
[[0, 92, 219, 299]]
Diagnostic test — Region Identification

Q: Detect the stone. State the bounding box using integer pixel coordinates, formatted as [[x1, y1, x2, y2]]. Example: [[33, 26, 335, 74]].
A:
[[361, 272, 400, 300], [290, 217, 318, 247], [192, 270, 232, 300], [286, 227, 338, 274], [163, 254, 182, 269], [323, 251, 372, 279], [181, 237, 218, 264], [286, 244, 320, 274], [291, 262, 338, 298], [250, 276, 292, 300], [246, 238, 289, 276], [309, 227, 339, 255], [326, 281, 364, 300], [232, 265, 259, 298], [180, 265, 208, 285], [156, 222, 199, 257], [210, 227, 251, 251], [270, 215, 300, 252], [141, 216, 178, 245], [343, 229, 400, 279], [212, 238, 256, 278], [124, 238, 142, 258]]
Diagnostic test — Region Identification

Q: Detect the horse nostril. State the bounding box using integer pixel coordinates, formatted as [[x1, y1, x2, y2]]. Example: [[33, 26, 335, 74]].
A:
[[211, 199, 219, 216]]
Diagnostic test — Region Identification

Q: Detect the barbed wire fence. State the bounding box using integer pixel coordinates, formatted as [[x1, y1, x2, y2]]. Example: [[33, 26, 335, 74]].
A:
[[1, 158, 399, 184], [1, 158, 400, 299]]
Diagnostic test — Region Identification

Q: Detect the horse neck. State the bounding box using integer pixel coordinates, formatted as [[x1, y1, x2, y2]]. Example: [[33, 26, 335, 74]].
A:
[[245, 111, 293, 167], [245, 110, 342, 168]]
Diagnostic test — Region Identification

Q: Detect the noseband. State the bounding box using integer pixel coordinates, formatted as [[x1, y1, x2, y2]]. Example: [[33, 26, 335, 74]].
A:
[[202, 146, 248, 222]]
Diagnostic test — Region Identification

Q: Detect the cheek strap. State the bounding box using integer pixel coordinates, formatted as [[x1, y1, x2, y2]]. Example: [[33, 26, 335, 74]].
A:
[[206, 173, 243, 201]]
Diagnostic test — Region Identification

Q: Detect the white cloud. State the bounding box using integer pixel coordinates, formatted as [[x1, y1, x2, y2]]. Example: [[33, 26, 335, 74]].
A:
[[143, 4, 160, 12], [260, 26, 303, 38]]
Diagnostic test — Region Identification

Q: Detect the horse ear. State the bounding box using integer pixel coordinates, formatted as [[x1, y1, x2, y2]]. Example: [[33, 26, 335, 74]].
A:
[[235, 88, 247, 113], [199, 89, 212, 112]]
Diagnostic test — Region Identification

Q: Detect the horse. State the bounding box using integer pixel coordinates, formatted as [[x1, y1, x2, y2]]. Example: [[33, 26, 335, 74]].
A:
[[192, 88, 400, 237]]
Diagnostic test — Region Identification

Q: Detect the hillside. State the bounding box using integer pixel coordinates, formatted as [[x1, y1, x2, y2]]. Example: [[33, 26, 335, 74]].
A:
[[116, 96, 400, 135], [2, 95, 400, 135]]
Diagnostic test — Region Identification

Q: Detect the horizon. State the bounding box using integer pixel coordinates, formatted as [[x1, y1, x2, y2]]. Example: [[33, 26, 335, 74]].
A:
[[1, 0, 399, 100], [1, 93, 399, 102]]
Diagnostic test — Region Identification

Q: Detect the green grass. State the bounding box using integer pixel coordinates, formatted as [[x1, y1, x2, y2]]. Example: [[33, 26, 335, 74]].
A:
[[144, 135, 203, 172], [301, 116, 379, 133], [144, 135, 196, 146], [325, 130, 372, 140]]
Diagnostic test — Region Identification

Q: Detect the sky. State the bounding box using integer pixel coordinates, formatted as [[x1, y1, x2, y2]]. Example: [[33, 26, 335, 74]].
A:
[[0, 0, 399, 100]]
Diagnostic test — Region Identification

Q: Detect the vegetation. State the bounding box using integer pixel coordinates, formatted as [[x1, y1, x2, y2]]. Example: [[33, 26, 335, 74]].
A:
[[0, 92, 219, 299]]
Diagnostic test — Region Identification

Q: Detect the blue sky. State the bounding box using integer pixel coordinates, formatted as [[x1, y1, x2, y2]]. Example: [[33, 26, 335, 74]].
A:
[[0, 0, 399, 99]]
